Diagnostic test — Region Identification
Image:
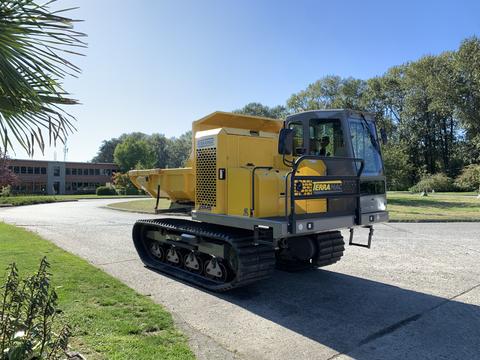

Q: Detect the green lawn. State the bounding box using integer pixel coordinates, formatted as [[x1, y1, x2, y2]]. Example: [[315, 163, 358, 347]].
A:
[[107, 199, 167, 213], [387, 191, 480, 221], [0, 194, 147, 207], [0, 223, 194, 360]]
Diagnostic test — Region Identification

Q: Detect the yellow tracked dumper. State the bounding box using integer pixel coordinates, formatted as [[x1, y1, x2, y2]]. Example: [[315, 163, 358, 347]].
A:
[[129, 110, 388, 291]]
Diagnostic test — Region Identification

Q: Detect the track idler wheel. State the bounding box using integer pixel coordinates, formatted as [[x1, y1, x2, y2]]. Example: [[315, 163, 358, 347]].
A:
[[204, 257, 228, 282], [184, 251, 203, 274]]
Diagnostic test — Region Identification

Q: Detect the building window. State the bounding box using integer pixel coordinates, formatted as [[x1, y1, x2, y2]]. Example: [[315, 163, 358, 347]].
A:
[[83, 169, 88, 176], [105, 169, 111, 176], [34, 167, 40, 174], [95, 168, 100, 176], [53, 166, 60, 176], [72, 168, 77, 175], [27, 167, 33, 174], [13, 166, 19, 174], [66, 168, 71, 175], [41, 167, 46, 174], [89, 168, 94, 176], [21, 167, 26, 174]]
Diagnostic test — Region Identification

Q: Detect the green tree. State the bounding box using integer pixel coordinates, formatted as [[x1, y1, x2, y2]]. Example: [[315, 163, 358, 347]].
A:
[[286, 76, 367, 112], [166, 131, 192, 168], [453, 36, 480, 161], [92, 132, 148, 163], [149, 133, 169, 168], [0, 0, 85, 155], [382, 143, 415, 190], [113, 137, 156, 172], [91, 138, 122, 163], [287, 75, 343, 112], [233, 102, 287, 119]]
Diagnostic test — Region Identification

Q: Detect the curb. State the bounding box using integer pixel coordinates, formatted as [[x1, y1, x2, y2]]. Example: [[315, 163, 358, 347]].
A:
[[388, 219, 480, 223], [104, 205, 156, 215], [0, 199, 79, 207]]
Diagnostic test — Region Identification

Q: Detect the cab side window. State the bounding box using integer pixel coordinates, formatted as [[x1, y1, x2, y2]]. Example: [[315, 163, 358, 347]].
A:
[[309, 119, 345, 157], [288, 122, 304, 156]]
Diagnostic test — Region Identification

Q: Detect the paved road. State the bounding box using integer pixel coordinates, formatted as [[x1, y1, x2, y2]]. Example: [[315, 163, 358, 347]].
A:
[[1, 200, 479, 360]]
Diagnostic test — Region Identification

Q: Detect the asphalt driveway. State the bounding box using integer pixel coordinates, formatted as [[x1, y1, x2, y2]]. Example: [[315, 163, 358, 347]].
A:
[[1, 199, 479, 360]]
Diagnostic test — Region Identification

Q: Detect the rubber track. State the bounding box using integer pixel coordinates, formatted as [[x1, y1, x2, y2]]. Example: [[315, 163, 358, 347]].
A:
[[132, 218, 275, 292], [314, 231, 345, 267]]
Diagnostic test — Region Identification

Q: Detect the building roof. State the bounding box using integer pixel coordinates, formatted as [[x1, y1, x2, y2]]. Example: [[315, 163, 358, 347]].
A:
[[8, 158, 117, 166]]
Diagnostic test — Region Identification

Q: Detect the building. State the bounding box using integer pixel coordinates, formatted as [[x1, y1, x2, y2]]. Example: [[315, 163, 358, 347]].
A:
[[7, 159, 118, 195]]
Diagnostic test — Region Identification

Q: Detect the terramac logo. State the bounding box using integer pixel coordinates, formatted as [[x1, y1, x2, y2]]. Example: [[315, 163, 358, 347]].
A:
[[313, 180, 343, 193]]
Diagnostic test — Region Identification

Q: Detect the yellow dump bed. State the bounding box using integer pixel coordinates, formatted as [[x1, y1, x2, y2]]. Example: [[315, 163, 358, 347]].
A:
[[129, 167, 194, 202]]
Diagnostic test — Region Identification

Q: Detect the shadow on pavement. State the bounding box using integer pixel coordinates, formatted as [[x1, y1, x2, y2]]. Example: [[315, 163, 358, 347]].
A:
[[217, 269, 480, 358]]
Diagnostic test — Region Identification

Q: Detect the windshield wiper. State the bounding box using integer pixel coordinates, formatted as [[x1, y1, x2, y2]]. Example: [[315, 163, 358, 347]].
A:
[[360, 113, 380, 153]]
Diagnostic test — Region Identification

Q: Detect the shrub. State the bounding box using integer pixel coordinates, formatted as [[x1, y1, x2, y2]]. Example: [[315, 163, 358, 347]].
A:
[[113, 172, 139, 195], [0, 258, 70, 359], [454, 164, 480, 192], [96, 186, 117, 196], [125, 187, 139, 195], [0, 185, 11, 197], [382, 144, 415, 190], [409, 173, 455, 193]]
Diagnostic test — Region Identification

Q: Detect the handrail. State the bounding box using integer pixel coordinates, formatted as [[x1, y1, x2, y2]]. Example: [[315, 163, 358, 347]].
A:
[[250, 166, 273, 217], [288, 155, 365, 234]]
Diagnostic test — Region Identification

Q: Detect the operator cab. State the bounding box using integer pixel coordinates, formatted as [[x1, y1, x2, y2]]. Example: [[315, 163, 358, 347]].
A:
[[281, 109, 388, 222]]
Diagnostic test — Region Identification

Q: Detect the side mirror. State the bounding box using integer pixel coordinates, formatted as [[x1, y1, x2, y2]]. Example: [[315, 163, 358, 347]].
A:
[[278, 128, 294, 155], [380, 128, 388, 145]]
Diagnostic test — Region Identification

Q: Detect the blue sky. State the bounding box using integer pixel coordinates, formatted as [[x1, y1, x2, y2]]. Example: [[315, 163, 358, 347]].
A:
[[20, 0, 480, 162]]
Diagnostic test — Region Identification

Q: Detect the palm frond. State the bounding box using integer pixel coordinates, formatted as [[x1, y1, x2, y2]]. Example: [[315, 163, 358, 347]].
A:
[[0, 0, 86, 156]]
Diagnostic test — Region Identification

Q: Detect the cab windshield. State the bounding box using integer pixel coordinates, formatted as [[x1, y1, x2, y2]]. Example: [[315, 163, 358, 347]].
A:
[[349, 119, 383, 176]]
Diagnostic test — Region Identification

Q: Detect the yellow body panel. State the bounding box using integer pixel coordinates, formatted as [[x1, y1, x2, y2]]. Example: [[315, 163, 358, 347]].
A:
[[294, 160, 328, 214], [227, 168, 251, 216], [129, 111, 328, 218]]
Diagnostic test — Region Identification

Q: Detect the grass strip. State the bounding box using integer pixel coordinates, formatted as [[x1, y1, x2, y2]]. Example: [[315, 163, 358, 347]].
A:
[[107, 199, 169, 214], [0, 223, 194, 360], [0, 194, 147, 207], [387, 192, 480, 222]]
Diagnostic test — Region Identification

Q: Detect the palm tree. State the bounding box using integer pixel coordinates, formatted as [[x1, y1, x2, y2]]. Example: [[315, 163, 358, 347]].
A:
[[0, 0, 85, 156]]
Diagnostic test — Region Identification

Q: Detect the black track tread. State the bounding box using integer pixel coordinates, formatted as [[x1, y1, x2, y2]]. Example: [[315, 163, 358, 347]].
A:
[[314, 231, 345, 267], [132, 218, 275, 292]]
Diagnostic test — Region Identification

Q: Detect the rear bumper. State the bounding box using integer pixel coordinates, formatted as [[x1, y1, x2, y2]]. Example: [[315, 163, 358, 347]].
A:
[[360, 211, 389, 225]]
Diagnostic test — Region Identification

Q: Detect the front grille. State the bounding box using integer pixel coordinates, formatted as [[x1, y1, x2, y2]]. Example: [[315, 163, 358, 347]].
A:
[[195, 147, 217, 208]]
